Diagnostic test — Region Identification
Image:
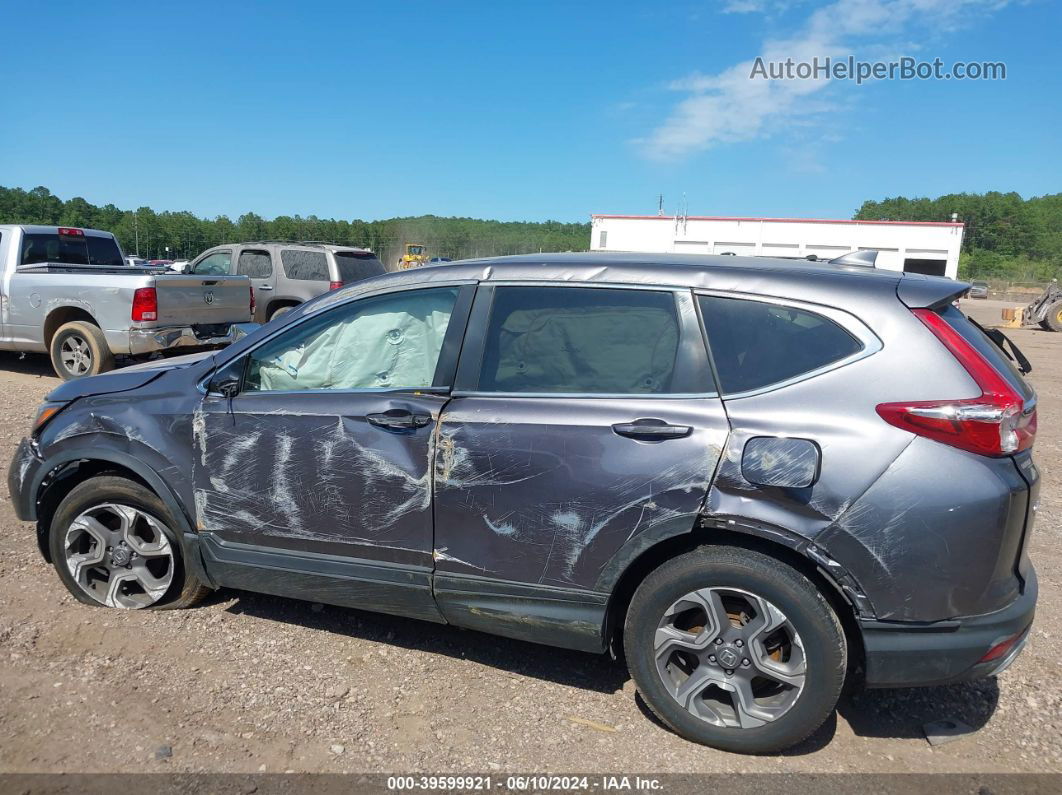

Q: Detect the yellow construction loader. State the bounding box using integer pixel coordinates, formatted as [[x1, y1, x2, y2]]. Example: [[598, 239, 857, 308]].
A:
[[397, 243, 429, 270]]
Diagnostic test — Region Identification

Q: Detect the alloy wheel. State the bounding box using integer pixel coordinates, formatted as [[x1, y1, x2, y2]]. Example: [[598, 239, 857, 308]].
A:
[[654, 586, 806, 729], [60, 334, 93, 376], [63, 503, 175, 608]]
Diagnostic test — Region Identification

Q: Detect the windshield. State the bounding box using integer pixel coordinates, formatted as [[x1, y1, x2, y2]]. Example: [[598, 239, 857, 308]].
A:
[[21, 232, 124, 266], [334, 251, 386, 283]]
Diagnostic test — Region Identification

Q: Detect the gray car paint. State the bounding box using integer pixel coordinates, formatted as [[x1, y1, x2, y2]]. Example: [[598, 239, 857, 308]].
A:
[[8, 253, 1038, 674]]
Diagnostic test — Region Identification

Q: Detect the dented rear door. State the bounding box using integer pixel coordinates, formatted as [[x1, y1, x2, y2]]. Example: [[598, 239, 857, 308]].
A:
[[431, 284, 729, 639]]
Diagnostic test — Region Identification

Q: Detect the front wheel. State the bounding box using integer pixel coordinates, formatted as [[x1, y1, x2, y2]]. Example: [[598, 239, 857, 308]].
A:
[[1044, 302, 1062, 332], [624, 546, 846, 754], [48, 476, 211, 610]]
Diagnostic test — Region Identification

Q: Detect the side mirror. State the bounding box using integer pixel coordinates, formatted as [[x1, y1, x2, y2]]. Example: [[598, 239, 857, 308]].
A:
[[207, 375, 242, 398], [741, 437, 820, 489]]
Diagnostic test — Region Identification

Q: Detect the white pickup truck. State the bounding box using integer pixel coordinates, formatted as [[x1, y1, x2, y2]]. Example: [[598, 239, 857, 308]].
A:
[[0, 225, 253, 379]]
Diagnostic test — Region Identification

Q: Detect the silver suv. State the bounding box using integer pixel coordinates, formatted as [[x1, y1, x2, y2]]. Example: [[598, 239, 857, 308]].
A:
[[188, 241, 386, 323]]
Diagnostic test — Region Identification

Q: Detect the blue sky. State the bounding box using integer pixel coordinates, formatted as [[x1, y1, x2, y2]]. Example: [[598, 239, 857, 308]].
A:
[[1, 1, 1058, 223]]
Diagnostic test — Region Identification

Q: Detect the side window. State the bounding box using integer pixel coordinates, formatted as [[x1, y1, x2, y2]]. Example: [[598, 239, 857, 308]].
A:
[[281, 249, 329, 281], [477, 286, 681, 394], [192, 250, 231, 275], [237, 249, 273, 278], [244, 287, 459, 392], [698, 295, 862, 395]]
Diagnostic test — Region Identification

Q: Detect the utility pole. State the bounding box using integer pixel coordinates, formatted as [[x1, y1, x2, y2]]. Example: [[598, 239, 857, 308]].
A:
[[134, 211, 140, 256]]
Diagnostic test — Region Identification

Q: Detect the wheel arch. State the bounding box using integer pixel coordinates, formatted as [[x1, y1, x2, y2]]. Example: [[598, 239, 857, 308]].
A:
[[601, 522, 867, 674], [43, 306, 100, 349], [265, 298, 301, 318], [32, 449, 212, 586]]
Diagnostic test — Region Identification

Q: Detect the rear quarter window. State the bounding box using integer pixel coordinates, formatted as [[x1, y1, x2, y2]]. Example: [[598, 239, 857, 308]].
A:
[[281, 249, 329, 281], [699, 295, 862, 395]]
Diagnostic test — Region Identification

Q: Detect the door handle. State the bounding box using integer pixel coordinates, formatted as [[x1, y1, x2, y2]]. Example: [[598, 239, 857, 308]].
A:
[[612, 419, 692, 440], [256, 285, 273, 290], [366, 410, 433, 431]]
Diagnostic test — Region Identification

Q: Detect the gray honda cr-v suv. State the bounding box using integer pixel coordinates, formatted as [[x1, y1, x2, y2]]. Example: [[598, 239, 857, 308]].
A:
[[8, 253, 1039, 753]]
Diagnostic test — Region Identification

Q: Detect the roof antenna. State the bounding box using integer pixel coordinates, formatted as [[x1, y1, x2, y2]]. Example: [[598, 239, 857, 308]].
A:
[[674, 193, 688, 235], [657, 194, 664, 216]]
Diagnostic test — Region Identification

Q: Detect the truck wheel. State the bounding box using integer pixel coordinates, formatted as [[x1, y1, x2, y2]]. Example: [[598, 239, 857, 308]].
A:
[[1045, 302, 1062, 332], [50, 321, 115, 380], [624, 546, 846, 754], [48, 475, 212, 610]]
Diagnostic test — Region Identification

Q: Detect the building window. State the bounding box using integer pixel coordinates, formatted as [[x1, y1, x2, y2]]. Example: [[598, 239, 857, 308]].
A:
[[599, 230, 607, 249]]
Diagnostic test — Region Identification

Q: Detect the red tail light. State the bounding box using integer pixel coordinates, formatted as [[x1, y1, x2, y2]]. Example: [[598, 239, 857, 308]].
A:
[[978, 629, 1026, 663], [131, 287, 158, 322], [249, 285, 256, 317], [329, 280, 343, 290], [58, 227, 84, 237], [876, 308, 1036, 457]]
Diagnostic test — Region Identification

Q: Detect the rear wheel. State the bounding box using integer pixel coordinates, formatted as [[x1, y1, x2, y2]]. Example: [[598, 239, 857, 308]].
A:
[[49, 321, 115, 380], [1045, 302, 1062, 332], [624, 546, 846, 754], [48, 476, 211, 610], [269, 304, 296, 322]]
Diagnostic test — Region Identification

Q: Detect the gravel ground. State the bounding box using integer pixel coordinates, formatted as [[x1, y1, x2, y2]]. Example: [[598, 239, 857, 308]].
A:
[[1, 311, 1059, 774]]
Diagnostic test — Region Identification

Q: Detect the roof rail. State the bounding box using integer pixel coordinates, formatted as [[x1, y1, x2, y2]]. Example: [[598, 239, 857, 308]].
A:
[[829, 250, 878, 268]]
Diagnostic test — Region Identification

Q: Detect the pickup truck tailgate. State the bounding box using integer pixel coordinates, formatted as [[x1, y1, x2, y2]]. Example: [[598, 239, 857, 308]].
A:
[[153, 275, 250, 325]]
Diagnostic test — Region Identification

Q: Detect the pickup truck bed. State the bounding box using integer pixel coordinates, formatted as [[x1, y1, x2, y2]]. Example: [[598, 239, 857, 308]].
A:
[[0, 225, 253, 379]]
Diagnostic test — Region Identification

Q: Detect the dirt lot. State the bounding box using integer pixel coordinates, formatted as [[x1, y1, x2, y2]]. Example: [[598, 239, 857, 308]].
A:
[[1, 309, 1059, 774]]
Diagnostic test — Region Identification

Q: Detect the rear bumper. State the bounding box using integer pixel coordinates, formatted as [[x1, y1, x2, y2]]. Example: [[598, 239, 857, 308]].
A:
[[860, 566, 1037, 688], [123, 322, 256, 356]]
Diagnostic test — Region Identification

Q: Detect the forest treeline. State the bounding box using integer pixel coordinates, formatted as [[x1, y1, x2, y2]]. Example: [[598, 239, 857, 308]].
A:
[[855, 191, 1062, 281], [3, 185, 1059, 280], [0, 186, 590, 266]]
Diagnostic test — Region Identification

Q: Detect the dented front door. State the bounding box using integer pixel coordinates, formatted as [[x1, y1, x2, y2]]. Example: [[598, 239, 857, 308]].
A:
[[193, 390, 446, 565], [191, 284, 469, 621]]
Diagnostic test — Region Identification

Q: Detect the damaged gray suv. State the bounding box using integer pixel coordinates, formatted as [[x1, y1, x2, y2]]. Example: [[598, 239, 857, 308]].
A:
[[8, 253, 1039, 754]]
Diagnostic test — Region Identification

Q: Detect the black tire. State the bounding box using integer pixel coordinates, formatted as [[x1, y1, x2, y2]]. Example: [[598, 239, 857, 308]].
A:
[[269, 305, 296, 322], [624, 546, 846, 754], [48, 475, 211, 610], [49, 321, 115, 380], [1044, 302, 1062, 332]]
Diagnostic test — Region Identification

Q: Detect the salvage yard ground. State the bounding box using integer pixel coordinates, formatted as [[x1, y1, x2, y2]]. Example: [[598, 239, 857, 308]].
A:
[[0, 300, 1059, 773]]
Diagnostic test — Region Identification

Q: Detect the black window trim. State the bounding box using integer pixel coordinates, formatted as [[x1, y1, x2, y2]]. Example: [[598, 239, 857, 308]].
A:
[[693, 289, 882, 399], [452, 282, 718, 399], [201, 281, 476, 397]]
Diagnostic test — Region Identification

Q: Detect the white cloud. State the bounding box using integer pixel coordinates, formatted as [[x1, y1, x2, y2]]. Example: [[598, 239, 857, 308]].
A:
[[722, 0, 767, 12], [641, 0, 1012, 160]]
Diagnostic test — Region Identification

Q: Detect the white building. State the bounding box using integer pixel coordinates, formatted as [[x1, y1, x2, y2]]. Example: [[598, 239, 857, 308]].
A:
[[590, 214, 965, 279]]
